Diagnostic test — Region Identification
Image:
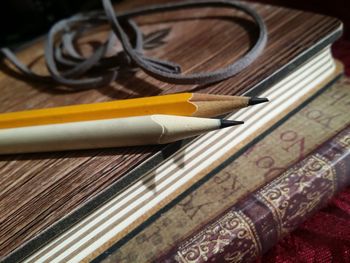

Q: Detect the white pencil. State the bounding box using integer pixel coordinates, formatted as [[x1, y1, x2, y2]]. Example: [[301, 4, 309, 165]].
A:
[[0, 115, 243, 154]]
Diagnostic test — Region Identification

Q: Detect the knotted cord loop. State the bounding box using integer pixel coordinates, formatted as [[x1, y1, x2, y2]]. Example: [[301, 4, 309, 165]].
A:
[[0, 0, 267, 90]]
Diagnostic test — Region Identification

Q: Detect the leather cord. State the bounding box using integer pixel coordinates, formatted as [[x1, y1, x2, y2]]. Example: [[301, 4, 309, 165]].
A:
[[0, 0, 267, 90]]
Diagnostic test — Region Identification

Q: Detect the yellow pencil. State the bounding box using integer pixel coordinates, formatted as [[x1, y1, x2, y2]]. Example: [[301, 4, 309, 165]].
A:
[[0, 93, 268, 129]]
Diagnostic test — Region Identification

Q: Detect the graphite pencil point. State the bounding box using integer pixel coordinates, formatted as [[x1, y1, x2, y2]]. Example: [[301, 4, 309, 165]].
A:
[[248, 97, 269, 106], [220, 120, 244, 128]]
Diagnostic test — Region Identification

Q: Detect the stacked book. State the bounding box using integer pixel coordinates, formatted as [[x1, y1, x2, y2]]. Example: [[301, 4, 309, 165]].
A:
[[0, 0, 347, 262]]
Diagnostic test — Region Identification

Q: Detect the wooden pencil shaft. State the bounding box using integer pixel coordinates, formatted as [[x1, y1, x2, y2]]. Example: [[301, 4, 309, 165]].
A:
[[193, 100, 249, 117], [191, 93, 249, 102], [0, 115, 227, 154], [0, 93, 252, 129]]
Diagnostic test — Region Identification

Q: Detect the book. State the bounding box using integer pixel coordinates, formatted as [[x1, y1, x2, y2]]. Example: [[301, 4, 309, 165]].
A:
[[95, 77, 350, 263], [156, 125, 350, 263], [0, 0, 343, 261]]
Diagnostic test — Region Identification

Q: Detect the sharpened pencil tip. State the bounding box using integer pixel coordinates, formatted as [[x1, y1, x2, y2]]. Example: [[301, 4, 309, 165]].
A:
[[248, 97, 269, 106], [220, 120, 244, 128]]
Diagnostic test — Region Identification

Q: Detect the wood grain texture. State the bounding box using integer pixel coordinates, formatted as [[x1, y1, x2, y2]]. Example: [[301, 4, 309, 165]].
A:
[[0, 0, 342, 259]]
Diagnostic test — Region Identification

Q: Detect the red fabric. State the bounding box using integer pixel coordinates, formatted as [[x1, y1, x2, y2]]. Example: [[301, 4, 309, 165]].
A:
[[333, 40, 350, 76], [261, 188, 350, 263], [260, 40, 350, 263]]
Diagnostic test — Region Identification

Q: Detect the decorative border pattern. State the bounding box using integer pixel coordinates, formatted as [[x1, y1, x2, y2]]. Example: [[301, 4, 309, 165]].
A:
[[158, 127, 350, 263], [175, 211, 261, 263], [338, 133, 350, 150], [256, 154, 336, 237]]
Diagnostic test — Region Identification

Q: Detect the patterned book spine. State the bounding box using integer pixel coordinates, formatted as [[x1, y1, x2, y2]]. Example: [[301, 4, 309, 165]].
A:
[[158, 125, 350, 263]]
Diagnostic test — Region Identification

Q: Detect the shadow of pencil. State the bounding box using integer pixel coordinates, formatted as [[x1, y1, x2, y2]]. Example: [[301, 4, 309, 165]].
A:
[[0, 145, 158, 162], [0, 140, 186, 195]]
